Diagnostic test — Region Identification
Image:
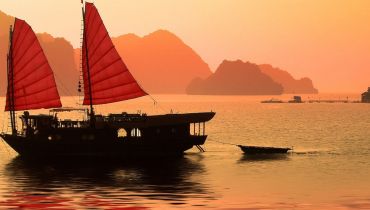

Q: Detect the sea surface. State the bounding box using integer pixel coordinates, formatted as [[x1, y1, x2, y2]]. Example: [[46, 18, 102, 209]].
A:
[[0, 94, 369, 209]]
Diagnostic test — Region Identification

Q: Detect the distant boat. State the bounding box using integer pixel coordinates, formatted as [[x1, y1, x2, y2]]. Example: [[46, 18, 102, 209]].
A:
[[361, 87, 370, 103], [288, 96, 302, 103], [238, 145, 292, 154], [0, 2, 215, 158], [261, 98, 283, 103]]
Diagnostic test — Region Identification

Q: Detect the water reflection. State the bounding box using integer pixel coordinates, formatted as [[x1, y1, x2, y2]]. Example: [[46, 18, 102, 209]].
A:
[[1, 155, 213, 209], [238, 153, 291, 162]]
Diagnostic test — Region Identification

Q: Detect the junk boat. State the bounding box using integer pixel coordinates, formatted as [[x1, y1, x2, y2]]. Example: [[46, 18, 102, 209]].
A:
[[238, 145, 292, 154], [0, 2, 215, 158]]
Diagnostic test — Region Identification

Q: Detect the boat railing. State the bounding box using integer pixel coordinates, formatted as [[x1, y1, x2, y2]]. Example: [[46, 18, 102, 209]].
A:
[[57, 119, 89, 128], [103, 113, 148, 123]]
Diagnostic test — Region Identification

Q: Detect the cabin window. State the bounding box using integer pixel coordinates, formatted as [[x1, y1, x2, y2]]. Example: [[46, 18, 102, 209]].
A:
[[131, 128, 141, 137], [117, 128, 127, 137], [190, 122, 206, 136]]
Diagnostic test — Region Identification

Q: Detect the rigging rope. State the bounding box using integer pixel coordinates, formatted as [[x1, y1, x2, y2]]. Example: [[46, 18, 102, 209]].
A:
[[146, 94, 168, 113], [0, 66, 9, 132], [135, 80, 173, 114], [1, 112, 6, 133], [53, 73, 80, 106], [207, 139, 239, 146]]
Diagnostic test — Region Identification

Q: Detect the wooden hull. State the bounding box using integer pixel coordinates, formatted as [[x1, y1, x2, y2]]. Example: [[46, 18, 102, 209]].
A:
[[238, 145, 291, 154], [1, 134, 207, 158]]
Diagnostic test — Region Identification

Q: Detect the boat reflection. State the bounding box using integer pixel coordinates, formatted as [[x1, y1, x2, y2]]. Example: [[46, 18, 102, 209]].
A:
[[238, 153, 291, 162], [2, 155, 213, 208]]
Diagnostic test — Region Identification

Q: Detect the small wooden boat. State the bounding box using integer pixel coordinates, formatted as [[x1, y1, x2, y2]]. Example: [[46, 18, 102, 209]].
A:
[[238, 145, 292, 154]]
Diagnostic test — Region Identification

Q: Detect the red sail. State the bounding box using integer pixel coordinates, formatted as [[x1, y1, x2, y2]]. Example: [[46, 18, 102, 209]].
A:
[[5, 18, 62, 111], [82, 3, 147, 105]]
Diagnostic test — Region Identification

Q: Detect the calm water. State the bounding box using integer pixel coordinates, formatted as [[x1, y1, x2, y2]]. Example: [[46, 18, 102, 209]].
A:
[[0, 94, 370, 209]]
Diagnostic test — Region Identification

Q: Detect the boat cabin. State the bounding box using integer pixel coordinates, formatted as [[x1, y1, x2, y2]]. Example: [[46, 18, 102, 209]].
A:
[[19, 110, 212, 145], [19, 109, 88, 135], [20, 111, 55, 136]]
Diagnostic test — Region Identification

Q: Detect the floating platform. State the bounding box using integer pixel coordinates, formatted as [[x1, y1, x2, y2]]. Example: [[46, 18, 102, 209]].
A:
[[261, 95, 362, 103], [238, 145, 292, 154], [261, 100, 360, 104]]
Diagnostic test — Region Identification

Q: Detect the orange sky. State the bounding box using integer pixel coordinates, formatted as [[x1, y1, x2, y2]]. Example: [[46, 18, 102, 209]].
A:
[[0, 0, 369, 93]]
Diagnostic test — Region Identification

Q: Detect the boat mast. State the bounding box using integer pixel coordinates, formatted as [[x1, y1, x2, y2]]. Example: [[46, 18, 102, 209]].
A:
[[7, 25, 16, 135], [82, 2, 95, 127]]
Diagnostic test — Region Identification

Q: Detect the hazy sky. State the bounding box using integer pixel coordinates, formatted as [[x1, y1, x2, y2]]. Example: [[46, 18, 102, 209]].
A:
[[0, 0, 369, 92]]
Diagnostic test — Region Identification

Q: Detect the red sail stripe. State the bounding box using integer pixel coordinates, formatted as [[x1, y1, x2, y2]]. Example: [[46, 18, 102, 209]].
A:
[[82, 2, 147, 105], [5, 18, 62, 111]]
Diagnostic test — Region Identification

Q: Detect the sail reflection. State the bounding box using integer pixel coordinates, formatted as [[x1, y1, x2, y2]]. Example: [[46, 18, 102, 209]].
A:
[[2, 156, 213, 208]]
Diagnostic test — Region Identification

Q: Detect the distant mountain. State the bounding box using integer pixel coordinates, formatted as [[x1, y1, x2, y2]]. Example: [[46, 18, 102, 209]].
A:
[[259, 64, 318, 94], [0, 34, 7, 95], [1, 9, 317, 97], [110, 30, 212, 93], [37, 33, 79, 96], [186, 60, 284, 95], [2, 15, 211, 96], [0, 10, 13, 37], [0, 10, 15, 95], [0, 11, 79, 96]]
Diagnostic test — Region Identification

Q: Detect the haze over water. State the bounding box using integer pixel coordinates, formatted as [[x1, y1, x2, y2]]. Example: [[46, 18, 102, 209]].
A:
[[0, 94, 369, 209]]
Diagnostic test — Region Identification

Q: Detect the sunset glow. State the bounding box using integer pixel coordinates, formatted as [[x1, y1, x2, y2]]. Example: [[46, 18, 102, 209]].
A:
[[0, 0, 369, 92]]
